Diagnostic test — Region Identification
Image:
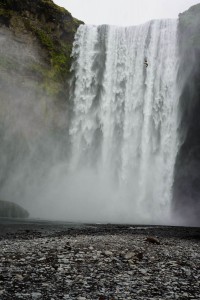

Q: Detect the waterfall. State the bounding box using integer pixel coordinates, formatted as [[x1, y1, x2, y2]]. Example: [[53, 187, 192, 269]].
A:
[[69, 20, 179, 224]]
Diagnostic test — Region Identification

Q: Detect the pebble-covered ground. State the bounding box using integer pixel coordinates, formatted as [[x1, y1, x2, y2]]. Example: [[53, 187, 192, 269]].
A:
[[0, 221, 200, 300]]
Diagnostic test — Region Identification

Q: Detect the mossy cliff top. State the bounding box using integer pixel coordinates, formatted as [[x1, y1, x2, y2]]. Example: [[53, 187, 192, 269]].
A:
[[0, 0, 83, 96]]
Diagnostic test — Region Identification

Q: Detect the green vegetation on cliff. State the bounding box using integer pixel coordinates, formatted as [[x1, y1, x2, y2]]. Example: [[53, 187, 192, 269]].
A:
[[0, 0, 83, 96]]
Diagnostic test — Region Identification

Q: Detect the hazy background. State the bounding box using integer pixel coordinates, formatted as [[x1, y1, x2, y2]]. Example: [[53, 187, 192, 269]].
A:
[[54, 0, 200, 26]]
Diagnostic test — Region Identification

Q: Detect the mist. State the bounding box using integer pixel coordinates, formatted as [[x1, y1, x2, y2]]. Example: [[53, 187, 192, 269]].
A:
[[1, 9, 200, 226], [0, 20, 181, 225], [0, 21, 180, 225]]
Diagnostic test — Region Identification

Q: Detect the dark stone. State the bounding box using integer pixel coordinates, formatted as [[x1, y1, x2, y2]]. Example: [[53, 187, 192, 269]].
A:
[[0, 200, 29, 218], [146, 236, 160, 244]]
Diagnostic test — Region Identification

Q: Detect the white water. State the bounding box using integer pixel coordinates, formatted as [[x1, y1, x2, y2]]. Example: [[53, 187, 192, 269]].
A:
[[69, 20, 179, 224]]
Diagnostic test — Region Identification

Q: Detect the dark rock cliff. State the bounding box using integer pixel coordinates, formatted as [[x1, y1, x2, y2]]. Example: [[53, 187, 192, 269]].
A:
[[0, 0, 82, 95], [0, 0, 83, 213], [173, 4, 200, 224]]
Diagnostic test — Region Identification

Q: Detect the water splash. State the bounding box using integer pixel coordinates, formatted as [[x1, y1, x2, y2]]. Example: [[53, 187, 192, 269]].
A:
[[69, 20, 179, 224]]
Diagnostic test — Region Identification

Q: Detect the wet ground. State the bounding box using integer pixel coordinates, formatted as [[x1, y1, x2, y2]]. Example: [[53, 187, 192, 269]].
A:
[[0, 219, 200, 299], [0, 218, 200, 240]]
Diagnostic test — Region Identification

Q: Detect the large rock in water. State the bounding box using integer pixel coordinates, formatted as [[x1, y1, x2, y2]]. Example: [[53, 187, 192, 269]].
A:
[[0, 200, 29, 218]]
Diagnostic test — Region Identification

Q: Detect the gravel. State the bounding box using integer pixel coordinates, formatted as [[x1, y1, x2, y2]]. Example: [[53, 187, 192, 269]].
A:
[[0, 222, 200, 299]]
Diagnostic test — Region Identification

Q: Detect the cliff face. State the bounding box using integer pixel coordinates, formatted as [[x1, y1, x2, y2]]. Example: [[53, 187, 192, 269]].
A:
[[0, 0, 82, 208], [0, 0, 82, 95], [173, 4, 200, 224], [0, 0, 82, 138]]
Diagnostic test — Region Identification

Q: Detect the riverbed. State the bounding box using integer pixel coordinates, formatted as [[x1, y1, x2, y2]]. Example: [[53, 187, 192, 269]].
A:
[[0, 220, 199, 299]]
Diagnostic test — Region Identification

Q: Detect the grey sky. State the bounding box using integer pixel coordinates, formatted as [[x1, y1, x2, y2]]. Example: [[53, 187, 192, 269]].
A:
[[53, 0, 200, 26]]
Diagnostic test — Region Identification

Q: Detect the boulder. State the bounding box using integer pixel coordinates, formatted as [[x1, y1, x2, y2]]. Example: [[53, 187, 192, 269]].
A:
[[146, 236, 160, 245], [0, 200, 29, 218]]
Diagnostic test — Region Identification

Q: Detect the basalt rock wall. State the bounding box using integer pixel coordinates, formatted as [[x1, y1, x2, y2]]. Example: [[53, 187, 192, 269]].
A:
[[0, 0, 83, 211], [173, 4, 200, 224]]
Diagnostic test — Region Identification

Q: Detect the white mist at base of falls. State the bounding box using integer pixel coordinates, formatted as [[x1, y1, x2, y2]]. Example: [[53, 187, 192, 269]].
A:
[[7, 20, 179, 223], [67, 20, 179, 224]]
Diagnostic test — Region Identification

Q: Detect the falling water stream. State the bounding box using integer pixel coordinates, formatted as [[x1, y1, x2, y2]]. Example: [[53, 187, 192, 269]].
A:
[[68, 20, 179, 224]]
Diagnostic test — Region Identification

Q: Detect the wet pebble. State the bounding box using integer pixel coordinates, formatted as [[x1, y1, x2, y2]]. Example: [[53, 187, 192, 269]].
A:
[[0, 231, 199, 299]]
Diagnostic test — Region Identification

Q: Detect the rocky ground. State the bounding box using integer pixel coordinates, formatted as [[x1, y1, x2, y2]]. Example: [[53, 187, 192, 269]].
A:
[[0, 220, 200, 300]]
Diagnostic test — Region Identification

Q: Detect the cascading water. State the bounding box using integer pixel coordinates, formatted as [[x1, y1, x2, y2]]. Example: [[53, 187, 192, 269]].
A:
[[69, 20, 179, 224]]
